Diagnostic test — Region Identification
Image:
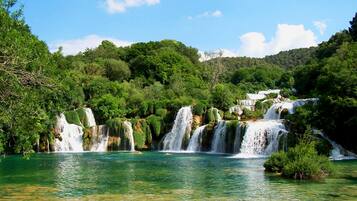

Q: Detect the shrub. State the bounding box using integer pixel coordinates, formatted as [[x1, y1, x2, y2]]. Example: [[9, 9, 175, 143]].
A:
[[264, 151, 288, 173], [264, 141, 334, 180], [192, 102, 206, 116]]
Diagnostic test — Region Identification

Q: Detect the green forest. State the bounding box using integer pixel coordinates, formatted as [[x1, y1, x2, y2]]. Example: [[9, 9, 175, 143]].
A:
[[0, 0, 356, 166]]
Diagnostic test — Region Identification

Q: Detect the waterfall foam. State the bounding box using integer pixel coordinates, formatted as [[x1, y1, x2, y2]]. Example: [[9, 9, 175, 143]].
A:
[[90, 125, 109, 152], [235, 120, 287, 157], [162, 106, 193, 151], [54, 114, 84, 152], [187, 125, 206, 152], [211, 121, 227, 153]]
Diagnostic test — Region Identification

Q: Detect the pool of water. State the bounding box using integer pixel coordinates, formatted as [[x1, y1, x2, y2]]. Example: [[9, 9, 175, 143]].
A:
[[0, 152, 356, 200]]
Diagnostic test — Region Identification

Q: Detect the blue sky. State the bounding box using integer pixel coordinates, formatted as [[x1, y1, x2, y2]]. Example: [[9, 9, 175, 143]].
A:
[[21, 0, 357, 57]]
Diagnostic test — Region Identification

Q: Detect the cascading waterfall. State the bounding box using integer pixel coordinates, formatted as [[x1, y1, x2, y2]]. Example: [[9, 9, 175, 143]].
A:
[[84, 108, 96, 127], [264, 99, 317, 120], [90, 125, 109, 152], [233, 123, 245, 153], [54, 114, 84, 152], [123, 121, 135, 152], [236, 120, 287, 157], [187, 125, 206, 152], [315, 130, 356, 160], [162, 106, 193, 151], [211, 121, 227, 153]]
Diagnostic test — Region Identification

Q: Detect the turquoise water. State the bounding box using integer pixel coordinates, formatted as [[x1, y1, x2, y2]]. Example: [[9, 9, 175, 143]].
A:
[[0, 152, 356, 200]]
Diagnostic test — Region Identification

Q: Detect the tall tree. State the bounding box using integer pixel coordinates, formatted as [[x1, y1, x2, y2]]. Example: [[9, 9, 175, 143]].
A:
[[349, 12, 357, 41]]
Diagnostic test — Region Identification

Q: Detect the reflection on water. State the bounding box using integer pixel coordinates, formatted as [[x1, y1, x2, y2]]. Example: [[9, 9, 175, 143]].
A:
[[0, 152, 357, 200]]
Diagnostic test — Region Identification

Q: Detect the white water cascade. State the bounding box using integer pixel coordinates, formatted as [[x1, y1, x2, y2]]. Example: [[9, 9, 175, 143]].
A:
[[123, 121, 135, 152], [314, 130, 356, 160], [90, 125, 109, 152], [233, 124, 245, 153], [84, 108, 96, 127], [162, 106, 193, 151], [264, 99, 317, 120], [187, 125, 207, 152], [211, 121, 227, 153], [54, 114, 84, 152], [235, 120, 287, 157]]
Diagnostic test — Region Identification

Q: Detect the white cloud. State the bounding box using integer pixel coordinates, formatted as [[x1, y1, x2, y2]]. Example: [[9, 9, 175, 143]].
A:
[[238, 24, 317, 57], [105, 0, 160, 13], [199, 24, 318, 60], [50, 35, 132, 55], [188, 10, 223, 20], [313, 20, 327, 35]]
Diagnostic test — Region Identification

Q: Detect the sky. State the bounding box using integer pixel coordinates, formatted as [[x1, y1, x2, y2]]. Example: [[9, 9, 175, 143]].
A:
[[20, 0, 357, 57]]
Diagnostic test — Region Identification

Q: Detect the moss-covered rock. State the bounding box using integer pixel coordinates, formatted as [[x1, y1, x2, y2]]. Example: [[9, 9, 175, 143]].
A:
[[132, 119, 152, 150], [201, 122, 215, 151], [105, 118, 132, 151], [82, 127, 93, 151], [192, 115, 202, 131], [280, 108, 289, 119], [225, 120, 239, 153], [147, 115, 162, 137], [155, 108, 168, 118], [76, 108, 89, 128], [205, 108, 221, 123], [64, 111, 82, 126], [224, 112, 238, 120]]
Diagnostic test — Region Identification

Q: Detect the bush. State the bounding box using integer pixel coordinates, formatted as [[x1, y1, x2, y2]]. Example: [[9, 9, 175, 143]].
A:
[[104, 59, 131, 82], [192, 102, 206, 116], [211, 84, 234, 111], [264, 141, 334, 180], [264, 151, 288, 173]]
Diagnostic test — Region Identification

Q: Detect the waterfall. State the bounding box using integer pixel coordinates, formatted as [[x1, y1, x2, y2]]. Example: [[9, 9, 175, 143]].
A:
[[90, 125, 109, 152], [84, 108, 96, 127], [211, 121, 227, 153], [236, 120, 287, 157], [187, 125, 206, 152], [264, 99, 318, 120], [162, 106, 193, 151], [315, 130, 356, 160], [54, 114, 84, 152], [123, 121, 135, 152], [233, 123, 244, 153]]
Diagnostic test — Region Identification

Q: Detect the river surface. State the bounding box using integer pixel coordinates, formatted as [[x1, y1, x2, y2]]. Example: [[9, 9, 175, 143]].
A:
[[0, 152, 356, 200]]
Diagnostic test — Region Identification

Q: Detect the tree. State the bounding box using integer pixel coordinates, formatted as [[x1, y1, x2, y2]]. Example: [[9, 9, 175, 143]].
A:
[[104, 59, 131, 82], [349, 12, 357, 41], [211, 84, 234, 111]]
